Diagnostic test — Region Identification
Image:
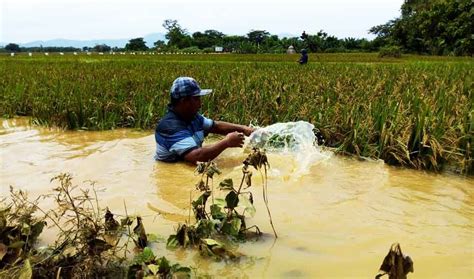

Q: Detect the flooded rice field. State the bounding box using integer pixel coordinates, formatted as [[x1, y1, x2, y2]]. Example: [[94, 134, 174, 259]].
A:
[[1, 118, 472, 278]]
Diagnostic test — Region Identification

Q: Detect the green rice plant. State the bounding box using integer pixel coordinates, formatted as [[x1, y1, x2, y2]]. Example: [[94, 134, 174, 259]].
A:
[[0, 54, 472, 173]]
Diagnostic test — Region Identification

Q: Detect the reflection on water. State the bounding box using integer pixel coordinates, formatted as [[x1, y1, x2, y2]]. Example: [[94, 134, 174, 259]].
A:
[[1, 118, 473, 278]]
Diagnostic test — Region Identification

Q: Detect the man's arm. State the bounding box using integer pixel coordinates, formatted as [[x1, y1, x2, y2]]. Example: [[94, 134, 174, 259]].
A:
[[209, 121, 255, 136], [183, 131, 245, 164]]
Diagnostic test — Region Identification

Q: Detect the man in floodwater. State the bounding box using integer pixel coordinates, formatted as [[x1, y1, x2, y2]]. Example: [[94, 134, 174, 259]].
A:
[[155, 77, 254, 163], [299, 49, 308, 65]]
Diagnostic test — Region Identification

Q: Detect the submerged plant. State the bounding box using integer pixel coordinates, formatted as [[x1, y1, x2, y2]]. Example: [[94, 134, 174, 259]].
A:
[[0, 174, 190, 278], [375, 243, 414, 279], [167, 148, 276, 260]]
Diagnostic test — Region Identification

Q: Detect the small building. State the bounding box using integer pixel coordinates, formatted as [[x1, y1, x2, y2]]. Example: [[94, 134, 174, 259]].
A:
[[215, 46, 223, 52], [286, 45, 296, 54]]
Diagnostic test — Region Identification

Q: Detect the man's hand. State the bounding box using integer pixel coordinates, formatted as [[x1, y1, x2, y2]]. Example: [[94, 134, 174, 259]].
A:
[[243, 126, 256, 136], [225, 131, 245, 147]]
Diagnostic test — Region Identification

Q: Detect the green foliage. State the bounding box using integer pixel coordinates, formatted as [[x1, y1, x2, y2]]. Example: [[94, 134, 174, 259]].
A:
[[371, 0, 473, 55], [0, 175, 190, 278], [180, 46, 203, 53], [167, 151, 275, 260], [5, 43, 21, 52], [0, 54, 472, 173], [247, 30, 270, 46], [125, 38, 149, 51], [0, 187, 45, 273], [162, 19, 192, 49], [378, 46, 402, 58], [192, 30, 225, 49], [129, 247, 191, 278], [153, 40, 166, 49], [93, 44, 111, 52]]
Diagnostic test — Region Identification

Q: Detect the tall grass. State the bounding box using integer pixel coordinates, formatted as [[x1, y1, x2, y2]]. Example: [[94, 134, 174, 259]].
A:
[[0, 54, 472, 174]]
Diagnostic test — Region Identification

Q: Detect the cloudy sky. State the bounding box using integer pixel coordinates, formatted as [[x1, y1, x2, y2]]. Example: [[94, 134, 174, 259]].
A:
[[1, 0, 403, 43]]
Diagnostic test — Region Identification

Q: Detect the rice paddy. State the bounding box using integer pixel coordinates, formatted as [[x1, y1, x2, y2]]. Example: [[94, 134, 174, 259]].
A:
[[1, 53, 472, 174]]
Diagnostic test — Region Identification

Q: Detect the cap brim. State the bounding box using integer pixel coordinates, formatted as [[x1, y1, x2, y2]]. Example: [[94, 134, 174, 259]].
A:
[[195, 89, 213, 96]]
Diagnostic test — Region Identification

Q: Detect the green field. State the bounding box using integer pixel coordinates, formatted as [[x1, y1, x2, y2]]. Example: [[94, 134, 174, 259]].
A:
[[1, 53, 472, 173]]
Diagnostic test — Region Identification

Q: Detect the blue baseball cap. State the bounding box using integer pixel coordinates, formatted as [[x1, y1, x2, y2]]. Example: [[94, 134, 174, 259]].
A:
[[170, 77, 213, 99]]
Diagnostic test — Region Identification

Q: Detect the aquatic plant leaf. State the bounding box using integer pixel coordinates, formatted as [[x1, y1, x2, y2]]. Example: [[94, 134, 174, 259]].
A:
[[222, 217, 242, 237], [146, 233, 166, 243], [200, 238, 241, 260], [231, 218, 242, 236], [157, 256, 171, 274], [147, 264, 159, 275], [171, 264, 192, 277], [192, 191, 211, 209], [199, 242, 215, 257], [195, 219, 217, 239], [201, 238, 222, 247], [18, 259, 32, 279], [225, 191, 239, 209], [0, 243, 7, 260], [166, 235, 179, 249], [214, 198, 226, 207], [219, 178, 234, 190], [240, 195, 256, 217], [199, 238, 229, 260], [210, 204, 226, 220], [133, 247, 155, 264]]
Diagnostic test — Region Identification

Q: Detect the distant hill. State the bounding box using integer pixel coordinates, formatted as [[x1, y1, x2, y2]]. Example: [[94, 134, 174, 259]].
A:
[[1, 33, 166, 48]]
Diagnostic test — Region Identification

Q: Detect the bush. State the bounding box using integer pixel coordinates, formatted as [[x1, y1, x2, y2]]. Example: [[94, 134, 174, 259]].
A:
[[379, 46, 402, 58], [180, 46, 202, 53]]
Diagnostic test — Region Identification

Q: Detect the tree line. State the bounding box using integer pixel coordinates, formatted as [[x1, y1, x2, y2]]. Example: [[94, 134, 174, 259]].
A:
[[370, 0, 473, 56], [2, 0, 472, 56]]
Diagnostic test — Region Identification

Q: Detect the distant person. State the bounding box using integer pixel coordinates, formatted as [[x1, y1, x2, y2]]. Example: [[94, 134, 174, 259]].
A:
[[155, 77, 255, 163], [299, 49, 308, 65]]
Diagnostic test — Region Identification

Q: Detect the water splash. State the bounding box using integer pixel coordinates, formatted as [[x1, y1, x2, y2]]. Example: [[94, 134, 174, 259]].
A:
[[245, 121, 332, 178]]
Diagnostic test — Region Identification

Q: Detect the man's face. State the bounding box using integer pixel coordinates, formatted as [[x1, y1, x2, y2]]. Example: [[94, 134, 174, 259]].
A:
[[178, 95, 202, 119]]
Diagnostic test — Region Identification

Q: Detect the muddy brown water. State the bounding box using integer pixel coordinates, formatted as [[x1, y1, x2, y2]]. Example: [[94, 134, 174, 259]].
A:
[[1, 118, 473, 278]]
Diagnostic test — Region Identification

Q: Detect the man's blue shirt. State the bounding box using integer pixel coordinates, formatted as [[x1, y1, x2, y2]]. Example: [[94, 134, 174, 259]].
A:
[[154, 107, 214, 162]]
